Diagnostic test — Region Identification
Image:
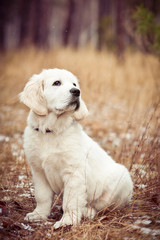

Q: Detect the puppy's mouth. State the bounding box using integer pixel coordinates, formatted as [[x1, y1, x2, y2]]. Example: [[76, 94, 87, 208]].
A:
[[68, 98, 80, 111], [55, 98, 80, 113]]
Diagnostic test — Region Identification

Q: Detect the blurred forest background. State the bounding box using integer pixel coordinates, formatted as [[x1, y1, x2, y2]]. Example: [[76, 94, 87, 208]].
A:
[[0, 0, 160, 57]]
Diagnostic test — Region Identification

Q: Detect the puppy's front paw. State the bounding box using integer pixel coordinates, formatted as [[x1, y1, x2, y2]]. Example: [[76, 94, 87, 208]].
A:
[[54, 214, 79, 229], [83, 207, 96, 219], [54, 219, 67, 229], [24, 211, 47, 222]]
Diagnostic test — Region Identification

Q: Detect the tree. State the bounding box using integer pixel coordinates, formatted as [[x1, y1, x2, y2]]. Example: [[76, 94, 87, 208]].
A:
[[133, 5, 160, 56], [63, 0, 75, 46], [0, 0, 18, 51], [19, 0, 34, 46], [98, 0, 112, 50], [115, 0, 125, 59], [33, 0, 52, 49], [0, 0, 7, 50]]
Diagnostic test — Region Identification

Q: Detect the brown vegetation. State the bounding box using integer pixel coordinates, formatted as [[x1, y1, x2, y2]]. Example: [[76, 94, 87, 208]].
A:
[[0, 48, 160, 239]]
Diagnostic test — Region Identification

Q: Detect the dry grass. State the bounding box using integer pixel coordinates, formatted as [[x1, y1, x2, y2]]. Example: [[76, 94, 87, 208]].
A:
[[0, 47, 160, 239]]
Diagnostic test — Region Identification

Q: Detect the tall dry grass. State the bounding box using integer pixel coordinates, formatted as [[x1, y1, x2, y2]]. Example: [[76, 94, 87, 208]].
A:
[[0, 47, 160, 239]]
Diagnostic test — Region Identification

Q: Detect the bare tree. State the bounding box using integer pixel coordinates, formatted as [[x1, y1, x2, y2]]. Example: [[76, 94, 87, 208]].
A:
[[34, 0, 52, 49], [115, 0, 125, 59], [98, 0, 111, 49], [19, 0, 34, 46], [19, 0, 52, 49], [63, 0, 75, 46]]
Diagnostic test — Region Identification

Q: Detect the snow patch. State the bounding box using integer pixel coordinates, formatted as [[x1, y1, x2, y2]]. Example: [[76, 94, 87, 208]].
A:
[[0, 135, 10, 142], [132, 217, 160, 239], [21, 223, 33, 231]]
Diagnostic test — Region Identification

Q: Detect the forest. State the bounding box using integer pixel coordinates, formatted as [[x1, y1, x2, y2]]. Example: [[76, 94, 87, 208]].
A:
[[0, 0, 160, 57], [0, 0, 160, 240]]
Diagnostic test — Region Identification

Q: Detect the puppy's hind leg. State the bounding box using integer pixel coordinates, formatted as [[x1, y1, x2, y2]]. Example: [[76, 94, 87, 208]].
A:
[[94, 165, 133, 212], [94, 192, 111, 212]]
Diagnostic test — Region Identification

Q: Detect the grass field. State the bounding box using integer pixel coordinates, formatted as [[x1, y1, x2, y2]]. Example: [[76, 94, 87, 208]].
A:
[[0, 47, 160, 239]]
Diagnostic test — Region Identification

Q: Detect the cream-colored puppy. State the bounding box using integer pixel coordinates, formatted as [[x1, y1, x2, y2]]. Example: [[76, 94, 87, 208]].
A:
[[20, 68, 133, 229]]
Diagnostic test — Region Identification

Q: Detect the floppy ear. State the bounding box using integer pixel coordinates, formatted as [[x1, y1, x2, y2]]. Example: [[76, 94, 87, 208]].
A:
[[19, 74, 48, 116], [73, 98, 88, 120]]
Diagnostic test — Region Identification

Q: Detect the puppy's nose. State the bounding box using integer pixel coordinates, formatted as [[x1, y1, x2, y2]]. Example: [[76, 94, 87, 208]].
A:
[[70, 88, 80, 97]]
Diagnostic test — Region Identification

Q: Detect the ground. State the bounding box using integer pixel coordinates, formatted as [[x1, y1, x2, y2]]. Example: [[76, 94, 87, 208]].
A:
[[0, 48, 160, 239]]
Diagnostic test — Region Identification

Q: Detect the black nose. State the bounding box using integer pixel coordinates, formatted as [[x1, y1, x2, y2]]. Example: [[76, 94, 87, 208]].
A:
[[70, 88, 80, 97]]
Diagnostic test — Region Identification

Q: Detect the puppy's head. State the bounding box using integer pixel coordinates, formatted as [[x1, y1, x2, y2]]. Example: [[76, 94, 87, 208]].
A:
[[20, 68, 88, 120]]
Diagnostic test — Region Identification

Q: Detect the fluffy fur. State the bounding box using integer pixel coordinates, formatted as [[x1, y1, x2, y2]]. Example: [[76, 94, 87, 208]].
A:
[[20, 68, 133, 229]]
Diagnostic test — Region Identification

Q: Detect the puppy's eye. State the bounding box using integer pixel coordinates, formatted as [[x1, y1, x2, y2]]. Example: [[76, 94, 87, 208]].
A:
[[53, 81, 61, 86], [73, 83, 76, 87]]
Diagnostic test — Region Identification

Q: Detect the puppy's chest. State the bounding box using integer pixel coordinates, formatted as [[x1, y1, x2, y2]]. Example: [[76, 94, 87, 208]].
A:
[[27, 130, 74, 166], [30, 134, 69, 194], [25, 126, 88, 195], [37, 136, 68, 160]]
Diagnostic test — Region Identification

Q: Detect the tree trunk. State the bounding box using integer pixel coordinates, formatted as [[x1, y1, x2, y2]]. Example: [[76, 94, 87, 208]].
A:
[[115, 0, 125, 59], [98, 0, 111, 50], [0, 0, 9, 51], [19, 0, 33, 46], [63, 0, 75, 46], [33, 0, 52, 49]]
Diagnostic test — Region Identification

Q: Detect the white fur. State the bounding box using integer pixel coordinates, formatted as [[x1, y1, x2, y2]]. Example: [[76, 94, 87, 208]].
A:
[[20, 68, 133, 229]]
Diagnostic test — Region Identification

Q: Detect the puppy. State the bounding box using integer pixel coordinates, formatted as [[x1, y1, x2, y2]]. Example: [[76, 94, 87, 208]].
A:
[[20, 68, 133, 229]]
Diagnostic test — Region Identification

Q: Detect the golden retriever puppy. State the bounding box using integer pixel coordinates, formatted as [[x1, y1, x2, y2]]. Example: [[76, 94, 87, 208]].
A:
[[20, 69, 133, 228]]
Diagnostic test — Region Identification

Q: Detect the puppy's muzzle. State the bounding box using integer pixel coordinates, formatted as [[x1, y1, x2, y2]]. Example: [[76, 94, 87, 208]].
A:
[[70, 88, 80, 97], [69, 88, 80, 111]]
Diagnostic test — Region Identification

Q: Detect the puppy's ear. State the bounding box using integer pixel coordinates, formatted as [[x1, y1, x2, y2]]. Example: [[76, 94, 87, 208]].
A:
[[73, 98, 88, 120], [20, 74, 48, 115]]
